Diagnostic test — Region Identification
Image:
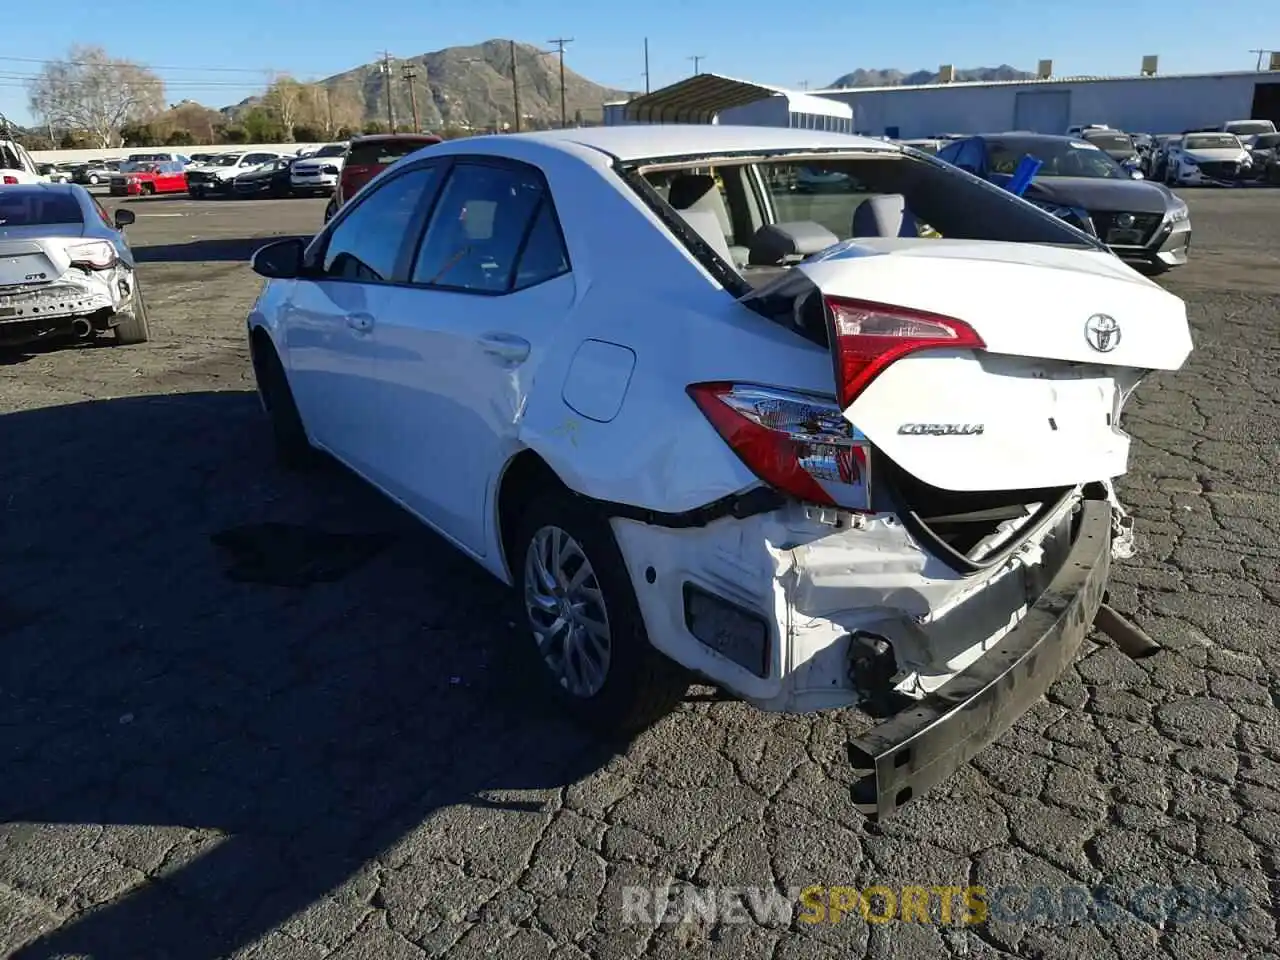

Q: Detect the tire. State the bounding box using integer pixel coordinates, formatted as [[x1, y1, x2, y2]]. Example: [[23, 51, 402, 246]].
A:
[[113, 282, 151, 345], [253, 338, 316, 469], [323, 198, 337, 223], [88, 174, 99, 185], [512, 489, 688, 736]]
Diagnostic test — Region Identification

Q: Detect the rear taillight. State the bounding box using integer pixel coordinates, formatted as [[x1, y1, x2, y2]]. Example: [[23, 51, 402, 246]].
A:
[[2, 175, 17, 184], [688, 383, 871, 511], [826, 296, 985, 409], [66, 240, 119, 270]]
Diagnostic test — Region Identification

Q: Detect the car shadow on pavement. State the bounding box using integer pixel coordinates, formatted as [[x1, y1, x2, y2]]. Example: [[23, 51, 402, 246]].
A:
[[132, 235, 313, 264], [1, 390, 621, 959]]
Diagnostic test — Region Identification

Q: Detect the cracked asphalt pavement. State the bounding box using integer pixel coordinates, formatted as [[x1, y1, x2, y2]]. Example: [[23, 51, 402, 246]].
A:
[[1, 188, 1278, 960]]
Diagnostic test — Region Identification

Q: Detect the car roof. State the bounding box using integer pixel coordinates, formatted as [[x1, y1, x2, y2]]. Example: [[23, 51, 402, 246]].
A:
[[352, 133, 442, 144], [501, 124, 895, 162]]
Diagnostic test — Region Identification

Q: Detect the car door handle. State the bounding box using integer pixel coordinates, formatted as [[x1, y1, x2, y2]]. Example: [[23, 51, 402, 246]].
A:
[[478, 332, 530, 364], [345, 312, 374, 333]]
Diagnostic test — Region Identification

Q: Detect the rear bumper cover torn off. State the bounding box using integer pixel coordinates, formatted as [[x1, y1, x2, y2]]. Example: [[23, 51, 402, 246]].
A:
[[847, 496, 1111, 819]]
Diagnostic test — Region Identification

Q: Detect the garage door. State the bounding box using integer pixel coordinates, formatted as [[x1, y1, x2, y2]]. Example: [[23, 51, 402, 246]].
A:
[[1013, 90, 1071, 134]]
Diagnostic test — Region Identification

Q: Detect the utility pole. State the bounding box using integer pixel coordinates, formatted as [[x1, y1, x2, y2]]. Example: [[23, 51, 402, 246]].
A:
[[1249, 48, 1269, 71], [643, 38, 650, 94], [401, 61, 421, 132], [689, 55, 706, 76], [547, 37, 574, 128], [798, 80, 809, 90], [510, 40, 522, 132], [379, 52, 397, 132]]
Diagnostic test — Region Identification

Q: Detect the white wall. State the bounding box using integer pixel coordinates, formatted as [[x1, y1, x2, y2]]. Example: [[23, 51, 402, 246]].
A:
[[817, 73, 1274, 139], [30, 142, 331, 164]]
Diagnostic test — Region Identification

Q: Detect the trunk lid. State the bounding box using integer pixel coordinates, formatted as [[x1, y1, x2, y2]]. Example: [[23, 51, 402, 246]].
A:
[[791, 238, 1192, 493], [0, 235, 79, 286]]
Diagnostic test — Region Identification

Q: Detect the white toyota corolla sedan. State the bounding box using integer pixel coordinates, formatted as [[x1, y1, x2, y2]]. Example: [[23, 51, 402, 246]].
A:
[[246, 125, 1192, 816]]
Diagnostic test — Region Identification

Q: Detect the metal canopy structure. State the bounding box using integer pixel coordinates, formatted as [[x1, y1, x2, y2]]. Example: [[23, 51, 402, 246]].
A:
[[623, 73, 853, 129]]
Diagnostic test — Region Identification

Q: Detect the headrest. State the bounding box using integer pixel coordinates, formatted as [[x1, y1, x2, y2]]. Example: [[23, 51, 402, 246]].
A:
[[667, 174, 718, 210]]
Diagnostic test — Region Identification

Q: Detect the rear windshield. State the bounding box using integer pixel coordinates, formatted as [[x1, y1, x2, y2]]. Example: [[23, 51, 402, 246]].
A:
[[1185, 134, 1241, 150], [315, 144, 348, 157], [1251, 133, 1280, 148], [1224, 121, 1274, 135], [348, 139, 435, 165], [1082, 132, 1135, 152], [0, 189, 83, 227]]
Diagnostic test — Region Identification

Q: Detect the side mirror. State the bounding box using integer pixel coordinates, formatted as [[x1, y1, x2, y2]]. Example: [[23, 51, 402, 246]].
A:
[[114, 208, 136, 228], [251, 237, 306, 279]]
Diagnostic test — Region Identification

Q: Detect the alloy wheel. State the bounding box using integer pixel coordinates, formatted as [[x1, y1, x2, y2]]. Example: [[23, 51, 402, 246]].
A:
[[524, 525, 612, 698]]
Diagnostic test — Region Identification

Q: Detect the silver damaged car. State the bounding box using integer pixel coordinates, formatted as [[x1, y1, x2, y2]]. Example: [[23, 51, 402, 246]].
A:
[[0, 183, 149, 348]]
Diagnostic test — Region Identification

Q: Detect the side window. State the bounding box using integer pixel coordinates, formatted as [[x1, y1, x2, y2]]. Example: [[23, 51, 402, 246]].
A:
[[512, 199, 570, 290], [410, 162, 547, 293], [321, 166, 440, 282]]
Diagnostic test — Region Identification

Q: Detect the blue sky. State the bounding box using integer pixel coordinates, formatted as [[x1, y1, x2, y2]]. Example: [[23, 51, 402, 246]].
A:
[[0, 0, 1271, 125]]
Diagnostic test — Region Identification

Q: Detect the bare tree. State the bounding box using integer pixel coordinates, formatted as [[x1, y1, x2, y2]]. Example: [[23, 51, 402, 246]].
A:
[[27, 45, 166, 148], [262, 76, 305, 140], [314, 85, 366, 137]]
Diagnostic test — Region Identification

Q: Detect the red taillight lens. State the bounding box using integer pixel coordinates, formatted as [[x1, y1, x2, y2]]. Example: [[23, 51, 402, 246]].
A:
[[688, 383, 872, 510], [826, 296, 985, 409], [2, 175, 17, 184]]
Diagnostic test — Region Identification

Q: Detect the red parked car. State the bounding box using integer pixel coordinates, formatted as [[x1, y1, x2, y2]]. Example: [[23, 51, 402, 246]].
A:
[[323, 133, 442, 222], [109, 160, 188, 196]]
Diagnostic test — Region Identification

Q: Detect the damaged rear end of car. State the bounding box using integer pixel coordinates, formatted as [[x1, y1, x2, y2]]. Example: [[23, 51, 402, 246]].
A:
[[601, 144, 1192, 818]]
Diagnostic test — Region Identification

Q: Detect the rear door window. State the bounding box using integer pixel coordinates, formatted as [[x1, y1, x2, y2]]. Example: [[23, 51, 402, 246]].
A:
[[409, 161, 551, 294]]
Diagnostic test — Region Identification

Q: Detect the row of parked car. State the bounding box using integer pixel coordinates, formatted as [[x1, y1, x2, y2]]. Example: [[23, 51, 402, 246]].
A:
[[7, 135, 448, 222]]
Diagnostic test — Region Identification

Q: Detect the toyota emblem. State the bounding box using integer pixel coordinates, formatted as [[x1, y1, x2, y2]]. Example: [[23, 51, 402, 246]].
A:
[[1116, 213, 1135, 228], [1085, 314, 1122, 352]]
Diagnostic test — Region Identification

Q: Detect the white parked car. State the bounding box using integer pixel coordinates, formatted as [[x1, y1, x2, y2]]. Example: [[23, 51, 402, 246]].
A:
[[1220, 119, 1275, 138], [244, 125, 1192, 816], [1164, 132, 1253, 186], [185, 151, 283, 197], [1, 139, 42, 185], [289, 142, 348, 195], [1065, 123, 1111, 138]]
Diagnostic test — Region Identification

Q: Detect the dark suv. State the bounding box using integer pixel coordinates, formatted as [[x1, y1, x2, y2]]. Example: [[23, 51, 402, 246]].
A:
[[322, 133, 443, 223]]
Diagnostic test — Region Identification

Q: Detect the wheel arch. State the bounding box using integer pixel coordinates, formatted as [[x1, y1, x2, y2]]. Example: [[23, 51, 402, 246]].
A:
[[495, 448, 571, 583]]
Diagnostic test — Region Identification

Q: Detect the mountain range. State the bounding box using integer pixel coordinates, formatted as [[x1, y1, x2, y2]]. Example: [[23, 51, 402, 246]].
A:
[[232, 40, 635, 130], [226, 44, 1036, 130], [826, 65, 1036, 89]]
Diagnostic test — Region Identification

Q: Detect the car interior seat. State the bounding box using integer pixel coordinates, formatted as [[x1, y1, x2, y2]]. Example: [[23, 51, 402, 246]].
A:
[[666, 173, 750, 266], [850, 194, 921, 238]]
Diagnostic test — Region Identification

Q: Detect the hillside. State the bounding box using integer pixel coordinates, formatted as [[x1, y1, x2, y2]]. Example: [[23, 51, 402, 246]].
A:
[[233, 40, 633, 130], [826, 65, 1035, 89]]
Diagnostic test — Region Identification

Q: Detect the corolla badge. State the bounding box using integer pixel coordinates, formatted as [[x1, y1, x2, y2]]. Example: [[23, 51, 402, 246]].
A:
[[897, 423, 985, 436], [1084, 313, 1122, 352]]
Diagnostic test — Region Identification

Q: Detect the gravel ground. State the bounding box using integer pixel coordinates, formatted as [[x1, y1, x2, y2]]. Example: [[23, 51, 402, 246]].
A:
[[1, 189, 1278, 960]]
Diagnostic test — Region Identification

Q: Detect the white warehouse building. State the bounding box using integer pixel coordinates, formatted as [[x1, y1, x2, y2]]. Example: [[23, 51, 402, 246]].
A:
[[813, 68, 1280, 138], [605, 65, 1280, 140]]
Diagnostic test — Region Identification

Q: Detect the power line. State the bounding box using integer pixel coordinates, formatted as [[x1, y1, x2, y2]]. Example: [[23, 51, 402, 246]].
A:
[[0, 53, 275, 74]]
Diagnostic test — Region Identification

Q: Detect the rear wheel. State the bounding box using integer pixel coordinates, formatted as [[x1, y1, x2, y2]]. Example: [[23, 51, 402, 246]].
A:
[[512, 489, 688, 735], [113, 283, 151, 345], [323, 198, 338, 223]]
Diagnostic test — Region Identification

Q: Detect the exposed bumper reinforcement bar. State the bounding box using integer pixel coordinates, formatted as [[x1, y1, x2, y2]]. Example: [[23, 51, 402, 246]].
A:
[[847, 497, 1111, 820]]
